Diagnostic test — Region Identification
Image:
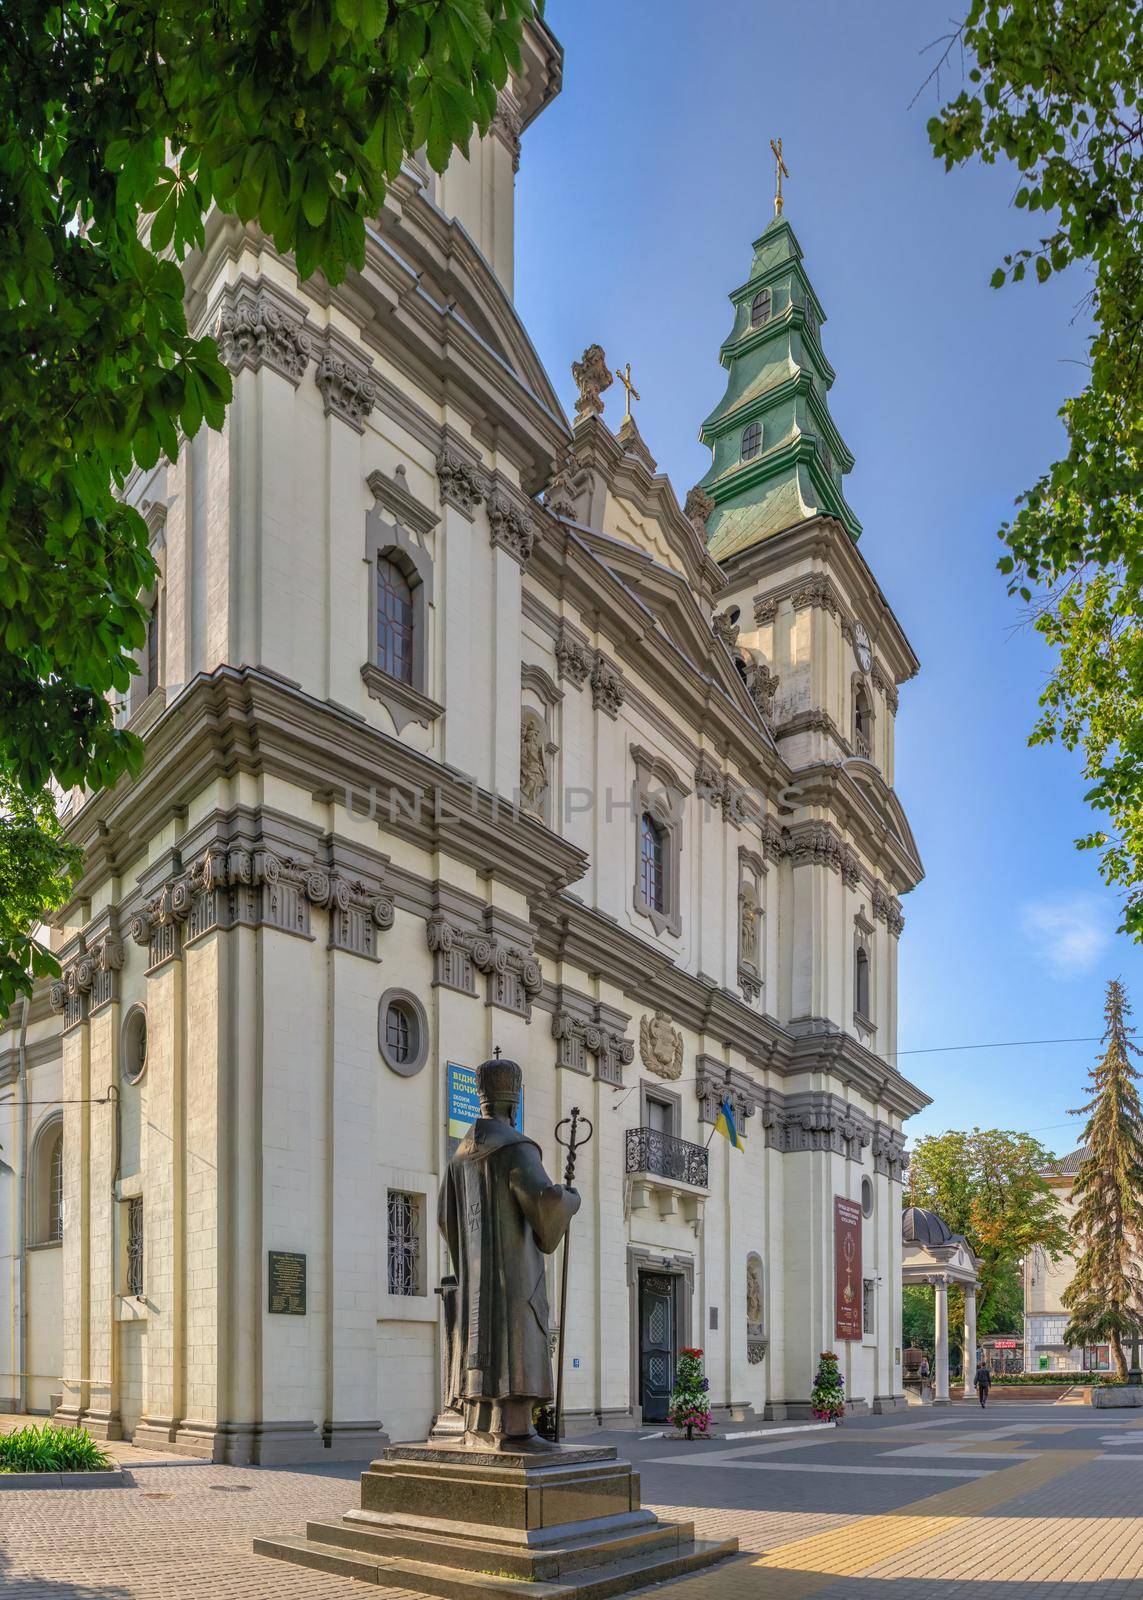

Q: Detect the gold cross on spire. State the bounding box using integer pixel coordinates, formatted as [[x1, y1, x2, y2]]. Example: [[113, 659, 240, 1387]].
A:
[[614, 361, 640, 423], [770, 136, 789, 218]]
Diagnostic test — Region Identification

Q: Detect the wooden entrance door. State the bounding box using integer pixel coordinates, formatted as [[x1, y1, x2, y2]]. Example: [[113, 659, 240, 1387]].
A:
[[639, 1272, 677, 1422]]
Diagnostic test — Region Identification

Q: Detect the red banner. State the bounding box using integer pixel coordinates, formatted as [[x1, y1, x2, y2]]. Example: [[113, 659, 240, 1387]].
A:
[[834, 1195, 862, 1342]]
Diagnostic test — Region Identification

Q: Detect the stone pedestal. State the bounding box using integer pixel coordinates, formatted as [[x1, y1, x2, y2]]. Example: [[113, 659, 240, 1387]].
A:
[[256, 1441, 738, 1597]]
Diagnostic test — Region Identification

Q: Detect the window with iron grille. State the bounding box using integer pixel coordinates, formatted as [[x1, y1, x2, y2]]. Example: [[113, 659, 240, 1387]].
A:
[[750, 288, 771, 327], [741, 421, 762, 460], [126, 1197, 144, 1297], [376, 556, 415, 684], [640, 812, 666, 913], [387, 1190, 422, 1296], [47, 1133, 63, 1243], [862, 1278, 875, 1336]]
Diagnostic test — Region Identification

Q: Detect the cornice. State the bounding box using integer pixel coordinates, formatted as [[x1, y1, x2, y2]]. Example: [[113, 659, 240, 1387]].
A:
[[47, 779, 927, 1118], [58, 666, 589, 912], [527, 512, 785, 783], [722, 516, 920, 683], [531, 894, 928, 1118]]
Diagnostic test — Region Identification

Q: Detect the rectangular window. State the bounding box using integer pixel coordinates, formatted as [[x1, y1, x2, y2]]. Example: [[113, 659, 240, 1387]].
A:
[[387, 1189, 422, 1296], [376, 556, 415, 685], [862, 1278, 875, 1336], [126, 1197, 144, 1297], [646, 1095, 674, 1137]]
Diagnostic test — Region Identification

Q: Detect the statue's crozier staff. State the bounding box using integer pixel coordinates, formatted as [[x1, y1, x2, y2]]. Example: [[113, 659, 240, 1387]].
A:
[[438, 1055, 580, 1449]]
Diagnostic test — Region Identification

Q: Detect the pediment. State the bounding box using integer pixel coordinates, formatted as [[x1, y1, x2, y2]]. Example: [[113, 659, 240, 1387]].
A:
[[572, 533, 777, 751], [840, 760, 924, 887], [379, 181, 567, 429]]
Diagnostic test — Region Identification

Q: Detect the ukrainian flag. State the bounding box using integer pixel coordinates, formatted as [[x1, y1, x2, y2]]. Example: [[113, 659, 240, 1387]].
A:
[[714, 1096, 745, 1151]]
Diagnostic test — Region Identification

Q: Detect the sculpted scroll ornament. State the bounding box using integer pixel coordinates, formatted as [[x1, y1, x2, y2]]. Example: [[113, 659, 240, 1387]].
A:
[[589, 652, 626, 718], [487, 489, 535, 566], [712, 611, 740, 649], [314, 350, 378, 431], [215, 287, 313, 383], [554, 624, 591, 687], [684, 485, 715, 538], [435, 446, 488, 516], [640, 1010, 683, 1080], [571, 344, 612, 423], [543, 451, 579, 519]]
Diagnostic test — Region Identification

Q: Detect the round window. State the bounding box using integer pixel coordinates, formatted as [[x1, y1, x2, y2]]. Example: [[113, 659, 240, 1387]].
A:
[[861, 1175, 874, 1218], [122, 1006, 148, 1085], [378, 990, 429, 1078]]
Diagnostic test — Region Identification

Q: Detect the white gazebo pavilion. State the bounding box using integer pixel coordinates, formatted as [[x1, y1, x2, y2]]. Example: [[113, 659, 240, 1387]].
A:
[[902, 1207, 983, 1404]]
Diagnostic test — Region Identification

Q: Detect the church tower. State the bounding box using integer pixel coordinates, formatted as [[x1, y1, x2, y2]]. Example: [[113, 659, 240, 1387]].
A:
[[697, 213, 860, 557], [695, 184, 922, 1052]]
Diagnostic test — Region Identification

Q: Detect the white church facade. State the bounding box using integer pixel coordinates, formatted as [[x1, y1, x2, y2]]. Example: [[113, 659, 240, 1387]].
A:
[[0, 14, 928, 1459]]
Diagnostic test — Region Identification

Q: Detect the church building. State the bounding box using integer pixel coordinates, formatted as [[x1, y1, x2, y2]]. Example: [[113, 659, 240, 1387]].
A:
[[0, 14, 928, 1458]]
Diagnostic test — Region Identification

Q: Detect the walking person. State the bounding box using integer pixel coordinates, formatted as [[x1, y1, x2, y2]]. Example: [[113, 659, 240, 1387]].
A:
[[974, 1360, 991, 1409]]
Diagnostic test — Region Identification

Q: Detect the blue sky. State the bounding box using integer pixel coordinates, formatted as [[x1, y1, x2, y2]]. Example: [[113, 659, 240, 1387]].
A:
[[514, 0, 1142, 1152]]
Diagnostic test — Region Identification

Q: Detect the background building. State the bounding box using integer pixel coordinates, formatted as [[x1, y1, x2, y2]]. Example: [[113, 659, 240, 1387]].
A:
[[1023, 1146, 1120, 1374], [0, 14, 927, 1457]]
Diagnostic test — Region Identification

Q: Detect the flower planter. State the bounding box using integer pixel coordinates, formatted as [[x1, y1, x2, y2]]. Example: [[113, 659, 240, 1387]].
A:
[[0, 1468, 125, 1489]]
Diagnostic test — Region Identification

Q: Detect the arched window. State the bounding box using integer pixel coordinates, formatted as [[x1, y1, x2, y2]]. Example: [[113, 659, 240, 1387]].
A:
[[855, 944, 871, 1021], [30, 1119, 64, 1245], [47, 1133, 63, 1242], [750, 288, 771, 328], [640, 812, 667, 914], [741, 421, 762, 461], [376, 555, 415, 685], [854, 682, 873, 758]]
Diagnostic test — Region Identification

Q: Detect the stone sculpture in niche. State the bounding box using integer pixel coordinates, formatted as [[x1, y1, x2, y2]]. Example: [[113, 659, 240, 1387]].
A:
[[739, 892, 758, 967], [519, 718, 548, 813]]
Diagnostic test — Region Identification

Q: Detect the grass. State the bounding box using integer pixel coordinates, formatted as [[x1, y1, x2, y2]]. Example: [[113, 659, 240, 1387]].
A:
[[0, 1422, 113, 1473]]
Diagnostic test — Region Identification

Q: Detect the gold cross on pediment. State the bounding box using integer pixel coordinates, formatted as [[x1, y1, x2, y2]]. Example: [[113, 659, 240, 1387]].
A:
[[770, 136, 789, 217], [614, 361, 640, 423]]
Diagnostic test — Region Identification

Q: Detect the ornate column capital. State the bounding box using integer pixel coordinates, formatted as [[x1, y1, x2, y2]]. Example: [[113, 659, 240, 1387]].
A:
[[315, 340, 378, 432]]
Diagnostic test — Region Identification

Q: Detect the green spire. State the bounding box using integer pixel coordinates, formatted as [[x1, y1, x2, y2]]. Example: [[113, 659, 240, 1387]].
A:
[[698, 215, 860, 564]]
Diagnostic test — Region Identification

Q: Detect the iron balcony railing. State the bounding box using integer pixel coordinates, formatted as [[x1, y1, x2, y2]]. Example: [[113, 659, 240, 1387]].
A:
[[625, 1126, 709, 1189]]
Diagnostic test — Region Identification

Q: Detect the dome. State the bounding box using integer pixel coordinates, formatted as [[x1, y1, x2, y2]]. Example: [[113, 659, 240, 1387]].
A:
[[902, 1206, 953, 1247]]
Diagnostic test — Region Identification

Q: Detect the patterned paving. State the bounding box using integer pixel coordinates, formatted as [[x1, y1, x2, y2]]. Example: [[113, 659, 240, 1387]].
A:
[[2, 1405, 1143, 1597]]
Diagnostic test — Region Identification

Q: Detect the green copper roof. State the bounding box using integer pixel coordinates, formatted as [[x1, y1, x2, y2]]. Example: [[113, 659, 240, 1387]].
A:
[[698, 215, 861, 562]]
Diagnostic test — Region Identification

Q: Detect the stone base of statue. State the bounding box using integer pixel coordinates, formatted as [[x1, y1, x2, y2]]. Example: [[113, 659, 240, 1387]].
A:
[[255, 1439, 738, 1597]]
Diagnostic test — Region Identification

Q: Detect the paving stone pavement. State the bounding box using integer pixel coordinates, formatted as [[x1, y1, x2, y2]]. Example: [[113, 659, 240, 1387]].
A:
[[2, 1405, 1143, 1598]]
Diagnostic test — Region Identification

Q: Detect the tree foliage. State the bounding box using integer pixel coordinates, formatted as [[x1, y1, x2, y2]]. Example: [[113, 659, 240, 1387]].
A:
[[0, 0, 532, 1006], [0, 781, 82, 1015], [1061, 979, 1143, 1377], [927, 1, 1143, 937], [907, 1127, 1069, 1330]]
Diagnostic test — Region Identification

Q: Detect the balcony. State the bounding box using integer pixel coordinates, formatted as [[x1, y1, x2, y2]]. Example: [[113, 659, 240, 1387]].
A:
[[626, 1126, 709, 1187], [625, 1127, 708, 1232]]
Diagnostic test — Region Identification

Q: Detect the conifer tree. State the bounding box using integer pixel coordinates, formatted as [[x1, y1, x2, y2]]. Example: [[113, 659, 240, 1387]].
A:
[[1062, 980, 1143, 1378]]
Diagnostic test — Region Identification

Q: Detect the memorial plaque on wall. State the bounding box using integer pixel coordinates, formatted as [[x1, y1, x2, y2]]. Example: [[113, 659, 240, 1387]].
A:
[[834, 1196, 862, 1342], [268, 1250, 307, 1315]]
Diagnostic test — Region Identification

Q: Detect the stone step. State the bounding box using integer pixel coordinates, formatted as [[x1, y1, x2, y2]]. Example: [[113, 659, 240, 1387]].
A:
[[305, 1514, 691, 1580], [253, 1532, 740, 1599]]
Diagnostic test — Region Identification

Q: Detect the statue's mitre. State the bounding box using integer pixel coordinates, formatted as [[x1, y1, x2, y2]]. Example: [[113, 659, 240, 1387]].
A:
[[477, 1056, 523, 1105]]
